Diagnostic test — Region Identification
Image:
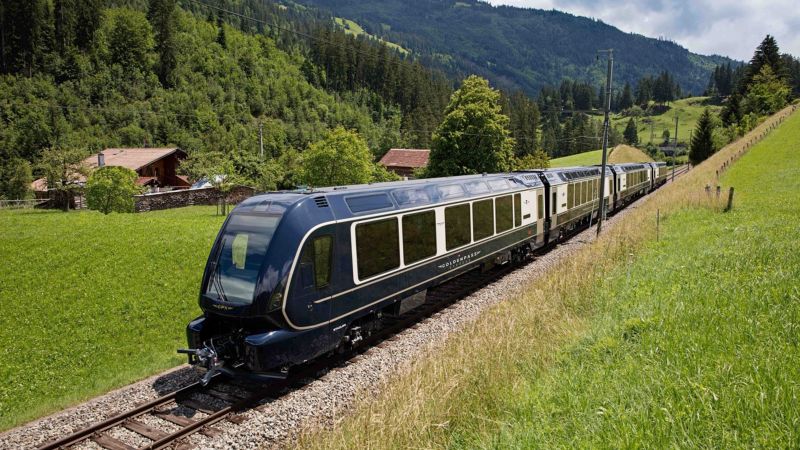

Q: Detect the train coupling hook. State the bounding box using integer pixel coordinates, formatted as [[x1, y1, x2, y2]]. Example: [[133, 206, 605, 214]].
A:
[[178, 346, 223, 386]]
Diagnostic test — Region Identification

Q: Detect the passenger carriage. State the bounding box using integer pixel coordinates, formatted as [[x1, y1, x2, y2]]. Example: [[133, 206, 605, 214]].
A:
[[186, 172, 549, 380], [184, 162, 667, 382]]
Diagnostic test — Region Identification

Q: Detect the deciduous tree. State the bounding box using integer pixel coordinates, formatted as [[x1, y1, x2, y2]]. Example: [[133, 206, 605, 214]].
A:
[[300, 127, 375, 187], [86, 166, 140, 214], [37, 147, 88, 211], [744, 65, 790, 115], [427, 75, 514, 176]]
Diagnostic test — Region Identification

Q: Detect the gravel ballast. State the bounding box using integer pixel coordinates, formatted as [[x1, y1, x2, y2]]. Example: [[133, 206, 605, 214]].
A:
[[1, 184, 664, 450]]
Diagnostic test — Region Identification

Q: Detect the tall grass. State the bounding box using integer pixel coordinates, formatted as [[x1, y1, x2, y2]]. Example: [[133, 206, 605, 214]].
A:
[[296, 104, 798, 448]]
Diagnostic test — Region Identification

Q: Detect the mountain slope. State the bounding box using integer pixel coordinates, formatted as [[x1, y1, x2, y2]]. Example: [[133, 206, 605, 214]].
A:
[[292, 0, 731, 95]]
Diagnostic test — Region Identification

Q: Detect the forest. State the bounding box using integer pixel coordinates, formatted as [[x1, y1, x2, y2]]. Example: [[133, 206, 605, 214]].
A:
[[3, 0, 798, 201]]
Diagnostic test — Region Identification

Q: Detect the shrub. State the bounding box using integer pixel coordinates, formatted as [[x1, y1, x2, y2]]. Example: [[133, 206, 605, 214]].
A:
[[86, 166, 141, 214]]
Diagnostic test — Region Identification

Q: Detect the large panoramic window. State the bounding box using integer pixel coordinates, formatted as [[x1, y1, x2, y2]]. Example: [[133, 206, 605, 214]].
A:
[[402, 211, 437, 264], [495, 195, 513, 232], [445, 204, 471, 250], [514, 193, 522, 226], [472, 199, 494, 241], [355, 218, 399, 280]]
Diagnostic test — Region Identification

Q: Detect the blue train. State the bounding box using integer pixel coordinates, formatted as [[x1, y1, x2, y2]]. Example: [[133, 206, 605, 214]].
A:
[[182, 161, 668, 384]]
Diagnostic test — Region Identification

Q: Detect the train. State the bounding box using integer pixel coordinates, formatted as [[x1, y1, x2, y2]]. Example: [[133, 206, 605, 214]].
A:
[[180, 161, 668, 384]]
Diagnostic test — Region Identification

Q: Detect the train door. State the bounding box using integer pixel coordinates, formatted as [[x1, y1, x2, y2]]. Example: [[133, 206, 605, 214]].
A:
[[294, 226, 336, 328]]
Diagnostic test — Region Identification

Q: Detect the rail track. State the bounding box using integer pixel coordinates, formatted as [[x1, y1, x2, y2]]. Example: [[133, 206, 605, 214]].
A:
[[37, 170, 689, 450], [37, 262, 516, 450]]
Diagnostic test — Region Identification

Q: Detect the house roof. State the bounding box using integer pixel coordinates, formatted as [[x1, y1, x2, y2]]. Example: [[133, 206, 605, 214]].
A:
[[379, 148, 430, 169], [86, 148, 185, 171], [31, 148, 187, 191]]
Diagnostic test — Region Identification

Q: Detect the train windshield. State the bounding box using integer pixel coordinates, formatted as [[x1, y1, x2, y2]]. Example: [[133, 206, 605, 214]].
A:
[[204, 213, 281, 305]]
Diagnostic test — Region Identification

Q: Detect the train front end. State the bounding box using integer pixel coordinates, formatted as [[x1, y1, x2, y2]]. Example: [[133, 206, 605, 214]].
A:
[[180, 193, 320, 384]]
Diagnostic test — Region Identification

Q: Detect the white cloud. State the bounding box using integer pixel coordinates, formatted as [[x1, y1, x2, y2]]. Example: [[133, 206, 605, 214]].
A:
[[487, 0, 800, 60]]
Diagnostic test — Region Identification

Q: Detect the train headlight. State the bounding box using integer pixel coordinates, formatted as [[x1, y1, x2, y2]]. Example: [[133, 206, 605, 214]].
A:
[[267, 291, 283, 312]]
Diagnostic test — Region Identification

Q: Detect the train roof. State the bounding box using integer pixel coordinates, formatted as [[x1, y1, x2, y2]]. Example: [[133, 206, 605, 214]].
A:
[[235, 172, 544, 219], [519, 166, 613, 185], [234, 161, 653, 219]]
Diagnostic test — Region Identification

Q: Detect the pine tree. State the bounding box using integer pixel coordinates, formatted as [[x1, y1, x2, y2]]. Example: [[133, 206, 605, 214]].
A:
[[427, 75, 515, 176], [148, 0, 178, 87], [216, 15, 227, 49], [750, 35, 784, 79], [54, 0, 77, 52], [74, 0, 102, 50], [507, 90, 540, 157], [689, 109, 716, 165], [618, 82, 634, 110], [623, 118, 639, 145], [720, 92, 742, 126]]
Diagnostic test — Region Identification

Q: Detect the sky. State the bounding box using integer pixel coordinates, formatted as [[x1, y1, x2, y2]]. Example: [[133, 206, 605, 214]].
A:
[[486, 0, 800, 61]]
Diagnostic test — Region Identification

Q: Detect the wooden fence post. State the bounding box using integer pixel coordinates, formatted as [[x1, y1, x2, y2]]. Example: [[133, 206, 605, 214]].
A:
[[725, 187, 735, 212]]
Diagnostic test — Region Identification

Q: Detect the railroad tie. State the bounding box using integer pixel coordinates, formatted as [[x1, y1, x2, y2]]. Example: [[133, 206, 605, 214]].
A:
[[91, 433, 137, 450], [123, 419, 169, 441]]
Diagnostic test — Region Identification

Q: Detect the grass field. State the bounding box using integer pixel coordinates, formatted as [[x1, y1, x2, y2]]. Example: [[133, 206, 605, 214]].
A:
[[334, 17, 409, 55], [550, 145, 653, 168], [611, 97, 722, 145], [297, 107, 799, 448], [0, 206, 223, 430]]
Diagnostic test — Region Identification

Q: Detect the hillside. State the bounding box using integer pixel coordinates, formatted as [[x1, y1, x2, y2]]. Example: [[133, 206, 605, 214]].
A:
[[611, 97, 723, 145], [608, 144, 653, 163], [292, 0, 732, 95], [550, 145, 653, 167]]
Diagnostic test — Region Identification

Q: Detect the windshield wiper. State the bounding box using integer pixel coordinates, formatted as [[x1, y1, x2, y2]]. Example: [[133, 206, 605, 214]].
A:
[[208, 238, 229, 302]]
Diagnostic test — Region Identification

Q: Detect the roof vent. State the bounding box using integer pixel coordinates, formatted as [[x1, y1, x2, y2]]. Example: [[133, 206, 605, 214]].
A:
[[313, 196, 329, 208]]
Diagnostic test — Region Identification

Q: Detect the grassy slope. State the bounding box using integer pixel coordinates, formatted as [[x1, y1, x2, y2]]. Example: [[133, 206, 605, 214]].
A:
[[608, 144, 653, 164], [297, 107, 799, 448], [612, 97, 722, 145], [333, 17, 409, 54], [495, 111, 800, 447], [0, 207, 223, 430], [550, 145, 653, 168]]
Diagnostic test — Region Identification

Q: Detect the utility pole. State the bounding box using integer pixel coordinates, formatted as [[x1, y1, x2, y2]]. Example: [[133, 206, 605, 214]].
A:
[[259, 121, 264, 160], [672, 113, 678, 181], [596, 49, 613, 236]]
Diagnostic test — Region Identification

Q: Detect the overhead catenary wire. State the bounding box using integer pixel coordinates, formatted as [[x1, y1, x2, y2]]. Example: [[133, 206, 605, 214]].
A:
[[17, 102, 606, 145]]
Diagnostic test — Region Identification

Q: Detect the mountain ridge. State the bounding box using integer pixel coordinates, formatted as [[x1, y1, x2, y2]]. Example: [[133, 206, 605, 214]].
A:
[[291, 0, 733, 95]]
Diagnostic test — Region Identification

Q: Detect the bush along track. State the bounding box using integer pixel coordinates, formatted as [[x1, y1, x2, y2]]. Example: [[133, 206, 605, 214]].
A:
[[295, 104, 800, 449]]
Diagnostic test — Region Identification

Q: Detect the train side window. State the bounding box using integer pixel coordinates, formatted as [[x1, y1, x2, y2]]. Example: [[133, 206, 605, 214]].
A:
[[445, 204, 471, 250], [538, 193, 544, 219], [299, 235, 333, 289], [402, 210, 437, 265], [472, 199, 494, 241], [568, 183, 574, 209], [551, 192, 557, 215], [583, 181, 589, 203], [495, 195, 513, 232], [514, 193, 522, 226], [355, 218, 399, 280]]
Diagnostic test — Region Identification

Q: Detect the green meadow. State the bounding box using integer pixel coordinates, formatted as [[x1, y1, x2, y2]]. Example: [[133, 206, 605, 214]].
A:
[[493, 116, 800, 447], [0, 206, 223, 430], [611, 96, 722, 145], [297, 109, 800, 448]]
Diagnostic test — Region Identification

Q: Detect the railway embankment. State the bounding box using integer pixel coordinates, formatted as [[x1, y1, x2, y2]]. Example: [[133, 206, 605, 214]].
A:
[[295, 105, 800, 448]]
